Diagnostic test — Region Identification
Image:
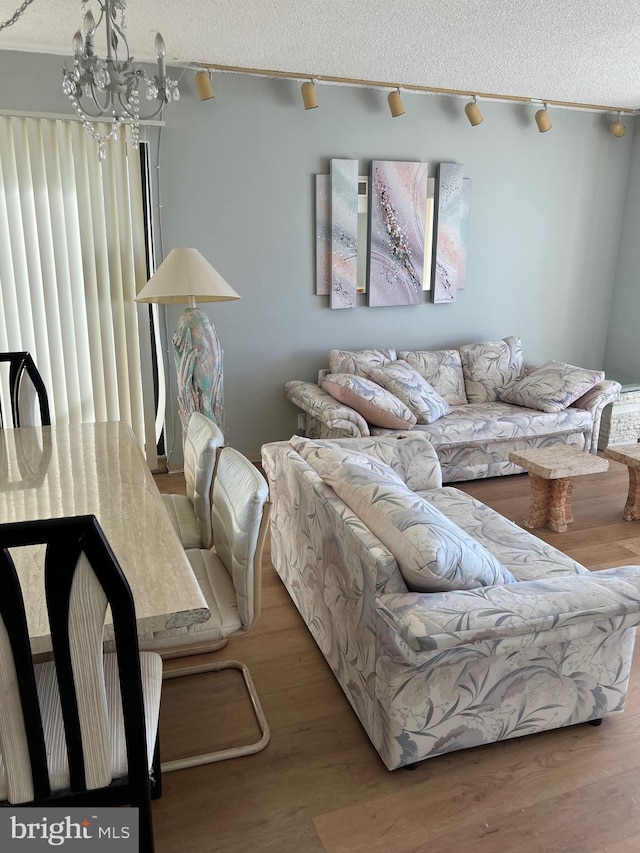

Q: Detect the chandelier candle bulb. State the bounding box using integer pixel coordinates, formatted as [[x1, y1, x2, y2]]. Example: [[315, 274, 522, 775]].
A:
[[155, 32, 166, 79]]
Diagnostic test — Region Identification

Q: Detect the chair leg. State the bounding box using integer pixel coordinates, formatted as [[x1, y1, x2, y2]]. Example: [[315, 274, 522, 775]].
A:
[[160, 659, 270, 773], [150, 733, 163, 800]]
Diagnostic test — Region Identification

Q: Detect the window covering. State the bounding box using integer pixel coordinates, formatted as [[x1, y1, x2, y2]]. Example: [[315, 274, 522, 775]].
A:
[[0, 116, 155, 459]]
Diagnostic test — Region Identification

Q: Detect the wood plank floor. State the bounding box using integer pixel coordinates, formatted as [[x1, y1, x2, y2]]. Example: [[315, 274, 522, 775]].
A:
[[152, 459, 640, 853]]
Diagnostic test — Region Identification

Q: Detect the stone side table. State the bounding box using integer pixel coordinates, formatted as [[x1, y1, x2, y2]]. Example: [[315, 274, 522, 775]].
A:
[[509, 446, 609, 533], [603, 443, 640, 521], [598, 377, 640, 449]]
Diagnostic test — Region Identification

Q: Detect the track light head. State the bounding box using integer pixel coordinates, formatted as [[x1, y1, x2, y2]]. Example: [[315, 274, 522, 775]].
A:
[[301, 80, 318, 110], [195, 69, 215, 101], [535, 103, 551, 133], [388, 87, 405, 118], [464, 96, 483, 126], [609, 111, 626, 137]]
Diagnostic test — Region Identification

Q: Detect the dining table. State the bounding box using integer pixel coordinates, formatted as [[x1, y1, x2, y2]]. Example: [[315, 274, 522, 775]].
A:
[[0, 420, 210, 655]]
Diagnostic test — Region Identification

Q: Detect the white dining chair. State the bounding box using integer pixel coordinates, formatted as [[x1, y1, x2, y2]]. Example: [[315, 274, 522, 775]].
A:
[[142, 446, 271, 771], [162, 412, 224, 549]]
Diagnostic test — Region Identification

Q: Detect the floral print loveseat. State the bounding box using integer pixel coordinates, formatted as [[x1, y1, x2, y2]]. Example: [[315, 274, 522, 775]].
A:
[[285, 337, 621, 482], [261, 433, 640, 770]]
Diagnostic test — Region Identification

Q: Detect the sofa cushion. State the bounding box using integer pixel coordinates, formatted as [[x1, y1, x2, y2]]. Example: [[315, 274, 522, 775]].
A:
[[368, 361, 452, 424], [323, 373, 417, 429], [294, 443, 515, 593], [460, 336, 524, 403], [419, 487, 587, 580], [499, 361, 605, 413], [290, 433, 442, 491], [328, 347, 397, 378], [398, 349, 468, 405]]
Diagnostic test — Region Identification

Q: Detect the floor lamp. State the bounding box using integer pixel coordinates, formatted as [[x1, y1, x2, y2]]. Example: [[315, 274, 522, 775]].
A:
[[136, 248, 240, 437]]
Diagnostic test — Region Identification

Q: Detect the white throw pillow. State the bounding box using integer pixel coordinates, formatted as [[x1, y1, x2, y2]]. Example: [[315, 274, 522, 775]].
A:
[[369, 361, 452, 424], [290, 433, 442, 492], [328, 347, 397, 377], [499, 361, 605, 413], [398, 349, 468, 405], [459, 336, 524, 403], [295, 443, 515, 593], [322, 373, 417, 429]]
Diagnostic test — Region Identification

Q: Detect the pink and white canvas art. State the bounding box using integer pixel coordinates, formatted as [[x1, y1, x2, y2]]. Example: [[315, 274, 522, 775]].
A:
[[368, 160, 429, 307], [315, 174, 330, 295], [330, 158, 358, 309], [433, 163, 469, 303]]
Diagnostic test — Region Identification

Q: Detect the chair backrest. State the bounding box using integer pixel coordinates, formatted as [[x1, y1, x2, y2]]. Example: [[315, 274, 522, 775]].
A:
[[183, 413, 225, 548], [211, 447, 270, 629], [0, 351, 51, 428], [0, 516, 149, 805]]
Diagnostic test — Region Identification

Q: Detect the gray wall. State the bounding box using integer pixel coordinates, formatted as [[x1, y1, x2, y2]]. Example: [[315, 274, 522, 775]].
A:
[[604, 122, 640, 379], [0, 50, 635, 459]]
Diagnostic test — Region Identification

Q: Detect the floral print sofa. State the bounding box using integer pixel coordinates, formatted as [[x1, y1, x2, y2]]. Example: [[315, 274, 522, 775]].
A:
[[285, 337, 621, 482], [261, 433, 640, 770]]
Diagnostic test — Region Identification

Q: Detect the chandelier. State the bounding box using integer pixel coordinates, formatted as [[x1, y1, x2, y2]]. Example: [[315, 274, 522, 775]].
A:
[[62, 0, 179, 160]]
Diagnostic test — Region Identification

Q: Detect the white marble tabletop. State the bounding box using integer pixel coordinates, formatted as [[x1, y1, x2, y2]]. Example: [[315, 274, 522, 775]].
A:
[[0, 421, 210, 654], [509, 445, 609, 479]]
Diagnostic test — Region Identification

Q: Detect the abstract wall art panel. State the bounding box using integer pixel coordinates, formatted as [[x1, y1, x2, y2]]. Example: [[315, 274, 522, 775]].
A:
[[433, 162, 466, 303], [423, 176, 435, 292], [315, 174, 330, 295], [456, 178, 472, 291], [368, 160, 429, 307], [330, 158, 358, 309]]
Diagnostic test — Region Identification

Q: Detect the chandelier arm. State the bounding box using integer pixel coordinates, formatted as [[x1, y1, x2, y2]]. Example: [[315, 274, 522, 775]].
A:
[[77, 83, 115, 118], [116, 92, 165, 121], [108, 7, 131, 63]]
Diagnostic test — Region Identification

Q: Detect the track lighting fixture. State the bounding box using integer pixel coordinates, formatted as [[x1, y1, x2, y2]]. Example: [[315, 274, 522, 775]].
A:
[[196, 69, 215, 101], [535, 103, 552, 133], [464, 95, 483, 126], [609, 111, 626, 138], [388, 87, 405, 118], [301, 80, 318, 110]]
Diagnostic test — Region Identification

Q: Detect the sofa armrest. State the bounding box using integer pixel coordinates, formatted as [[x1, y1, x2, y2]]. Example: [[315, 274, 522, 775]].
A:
[[377, 565, 640, 657], [286, 380, 369, 438], [571, 379, 621, 453]]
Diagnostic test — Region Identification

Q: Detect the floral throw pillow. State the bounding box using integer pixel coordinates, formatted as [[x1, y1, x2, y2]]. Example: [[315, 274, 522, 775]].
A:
[[397, 349, 468, 405], [368, 361, 452, 424], [460, 336, 524, 403], [323, 373, 417, 429], [328, 347, 397, 378], [296, 445, 515, 592], [499, 360, 605, 413]]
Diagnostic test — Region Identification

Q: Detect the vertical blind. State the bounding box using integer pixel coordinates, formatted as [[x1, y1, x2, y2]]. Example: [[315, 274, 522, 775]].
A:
[[0, 116, 155, 456]]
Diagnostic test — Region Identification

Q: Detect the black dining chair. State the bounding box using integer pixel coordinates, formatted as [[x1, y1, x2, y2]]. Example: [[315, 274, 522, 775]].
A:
[[0, 351, 51, 427], [0, 515, 163, 853]]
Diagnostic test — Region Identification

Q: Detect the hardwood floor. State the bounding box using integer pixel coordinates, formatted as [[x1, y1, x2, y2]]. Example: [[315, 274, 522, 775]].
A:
[[152, 459, 640, 853]]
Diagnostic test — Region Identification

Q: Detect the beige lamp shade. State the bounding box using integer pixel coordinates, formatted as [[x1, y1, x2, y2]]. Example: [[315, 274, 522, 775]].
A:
[[135, 248, 240, 306], [610, 113, 626, 137], [196, 70, 215, 101]]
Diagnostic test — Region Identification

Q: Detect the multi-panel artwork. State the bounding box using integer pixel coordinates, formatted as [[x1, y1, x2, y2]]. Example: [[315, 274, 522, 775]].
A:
[[368, 160, 430, 307], [315, 159, 470, 308], [432, 163, 472, 303], [330, 158, 358, 309]]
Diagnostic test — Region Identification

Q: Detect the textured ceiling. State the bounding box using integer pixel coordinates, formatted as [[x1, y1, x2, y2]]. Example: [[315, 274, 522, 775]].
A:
[[2, 0, 640, 110]]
